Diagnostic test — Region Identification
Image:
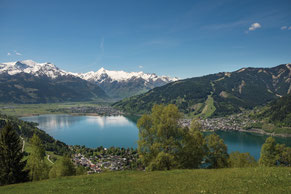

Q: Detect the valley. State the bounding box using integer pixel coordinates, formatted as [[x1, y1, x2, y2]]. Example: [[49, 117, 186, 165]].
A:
[[1, 1, 291, 193]]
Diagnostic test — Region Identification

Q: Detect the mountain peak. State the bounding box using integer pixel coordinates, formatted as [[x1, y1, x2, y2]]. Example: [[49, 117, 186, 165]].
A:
[[0, 60, 65, 78], [97, 67, 106, 73], [19, 59, 37, 66]]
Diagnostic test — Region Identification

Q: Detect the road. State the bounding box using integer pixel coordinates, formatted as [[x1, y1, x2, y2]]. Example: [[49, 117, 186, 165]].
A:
[[47, 154, 54, 164]]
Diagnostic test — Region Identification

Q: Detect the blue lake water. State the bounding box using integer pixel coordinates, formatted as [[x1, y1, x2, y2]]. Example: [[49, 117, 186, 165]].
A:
[[21, 114, 291, 160]]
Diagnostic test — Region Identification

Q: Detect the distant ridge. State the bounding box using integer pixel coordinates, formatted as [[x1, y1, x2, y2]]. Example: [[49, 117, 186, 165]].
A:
[[0, 60, 177, 102], [75, 67, 178, 99], [113, 63, 291, 117]]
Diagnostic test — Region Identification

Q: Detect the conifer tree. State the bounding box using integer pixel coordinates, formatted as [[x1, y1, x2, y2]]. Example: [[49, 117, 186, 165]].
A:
[[0, 124, 29, 185]]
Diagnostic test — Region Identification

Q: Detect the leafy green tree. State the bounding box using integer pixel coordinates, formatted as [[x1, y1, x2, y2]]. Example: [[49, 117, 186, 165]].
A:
[[259, 137, 278, 166], [26, 134, 49, 181], [49, 156, 76, 178], [189, 119, 202, 131], [147, 152, 176, 171], [275, 144, 291, 167], [281, 147, 291, 166], [205, 134, 229, 168], [228, 152, 257, 168], [0, 124, 29, 185], [178, 122, 206, 169], [76, 165, 87, 175], [137, 104, 184, 170]]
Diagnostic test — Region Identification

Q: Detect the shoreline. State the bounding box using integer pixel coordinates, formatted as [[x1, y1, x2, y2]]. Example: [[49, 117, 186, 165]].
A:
[[17, 112, 124, 118], [216, 128, 291, 138], [11, 112, 291, 138]]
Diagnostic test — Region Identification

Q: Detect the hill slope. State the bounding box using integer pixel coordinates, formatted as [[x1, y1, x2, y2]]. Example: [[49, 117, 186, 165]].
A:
[[0, 167, 290, 193], [256, 94, 291, 127], [114, 64, 291, 117]]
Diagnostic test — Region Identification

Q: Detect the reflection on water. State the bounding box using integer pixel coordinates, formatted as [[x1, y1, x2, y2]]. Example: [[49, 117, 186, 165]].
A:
[[86, 116, 136, 128], [21, 114, 291, 160], [22, 115, 81, 131], [21, 114, 139, 148]]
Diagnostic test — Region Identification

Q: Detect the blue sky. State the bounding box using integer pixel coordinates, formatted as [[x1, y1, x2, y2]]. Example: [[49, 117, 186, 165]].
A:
[[0, 0, 291, 78]]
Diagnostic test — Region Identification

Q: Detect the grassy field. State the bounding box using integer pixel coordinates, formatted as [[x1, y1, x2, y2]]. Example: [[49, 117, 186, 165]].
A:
[[1, 167, 290, 194], [0, 102, 111, 117], [201, 95, 216, 118], [23, 141, 62, 167]]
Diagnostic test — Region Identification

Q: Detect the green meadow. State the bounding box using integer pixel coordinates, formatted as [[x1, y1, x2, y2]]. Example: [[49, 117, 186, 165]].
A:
[[1, 167, 290, 194]]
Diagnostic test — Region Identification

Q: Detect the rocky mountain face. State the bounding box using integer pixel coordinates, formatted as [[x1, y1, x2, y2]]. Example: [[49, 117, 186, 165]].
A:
[[75, 68, 178, 99], [0, 60, 108, 103], [113, 64, 291, 117], [0, 60, 176, 103]]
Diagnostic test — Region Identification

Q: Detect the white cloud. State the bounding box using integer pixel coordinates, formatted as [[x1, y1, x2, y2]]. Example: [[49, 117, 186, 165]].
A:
[[248, 22, 261, 31], [138, 65, 143, 69], [7, 50, 22, 56], [281, 26, 287, 30], [288, 26, 291, 30]]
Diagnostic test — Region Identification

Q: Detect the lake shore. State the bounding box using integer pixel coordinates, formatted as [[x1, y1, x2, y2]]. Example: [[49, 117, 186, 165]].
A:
[[181, 117, 291, 138]]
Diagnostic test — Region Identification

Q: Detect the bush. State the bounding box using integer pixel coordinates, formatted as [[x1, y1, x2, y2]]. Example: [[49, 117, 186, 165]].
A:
[[228, 152, 257, 168]]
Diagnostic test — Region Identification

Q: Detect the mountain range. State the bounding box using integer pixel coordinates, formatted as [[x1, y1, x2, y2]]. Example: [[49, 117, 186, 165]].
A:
[[75, 67, 178, 99], [113, 64, 291, 117], [0, 60, 176, 103]]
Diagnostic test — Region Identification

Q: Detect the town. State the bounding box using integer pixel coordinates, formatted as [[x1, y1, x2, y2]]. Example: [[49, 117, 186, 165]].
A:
[[70, 145, 139, 174], [181, 112, 258, 132], [51, 106, 124, 116]]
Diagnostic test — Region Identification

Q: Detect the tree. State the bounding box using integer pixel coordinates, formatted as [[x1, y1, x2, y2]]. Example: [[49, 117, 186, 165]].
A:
[[0, 124, 29, 185], [280, 147, 291, 166], [49, 155, 76, 178], [228, 152, 257, 168], [205, 134, 229, 168], [26, 134, 49, 181], [275, 143, 291, 167], [137, 104, 184, 170], [178, 121, 206, 169], [259, 137, 277, 166], [189, 119, 202, 131], [147, 152, 176, 171]]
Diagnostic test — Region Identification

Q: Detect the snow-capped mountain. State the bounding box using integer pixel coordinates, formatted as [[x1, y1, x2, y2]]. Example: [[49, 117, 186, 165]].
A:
[[0, 60, 71, 79], [0, 60, 178, 100], [76, 67, 178, 83], [75, 67, 178, 99]]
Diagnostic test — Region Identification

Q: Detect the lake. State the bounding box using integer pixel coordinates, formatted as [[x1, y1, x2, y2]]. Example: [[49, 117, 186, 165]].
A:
[[21, 114, 291, 160]]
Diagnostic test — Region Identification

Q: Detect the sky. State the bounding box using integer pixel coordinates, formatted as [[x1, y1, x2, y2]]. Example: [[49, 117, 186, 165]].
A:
[[0, 0, 291, 79]]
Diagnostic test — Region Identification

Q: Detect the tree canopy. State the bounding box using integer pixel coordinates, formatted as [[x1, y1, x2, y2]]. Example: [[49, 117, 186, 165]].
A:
[[137, 104, 229, 170]]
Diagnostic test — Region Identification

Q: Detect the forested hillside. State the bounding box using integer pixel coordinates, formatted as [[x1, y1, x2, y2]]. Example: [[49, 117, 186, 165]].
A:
[[114, 64, 291, 117], [257, 94, 291, 127], [0, 114, 69, 155]]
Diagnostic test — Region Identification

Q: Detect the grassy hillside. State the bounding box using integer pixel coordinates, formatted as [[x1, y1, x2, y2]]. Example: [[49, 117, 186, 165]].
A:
[[0, 167, 290, 193], [114, 64, 291, 117]]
